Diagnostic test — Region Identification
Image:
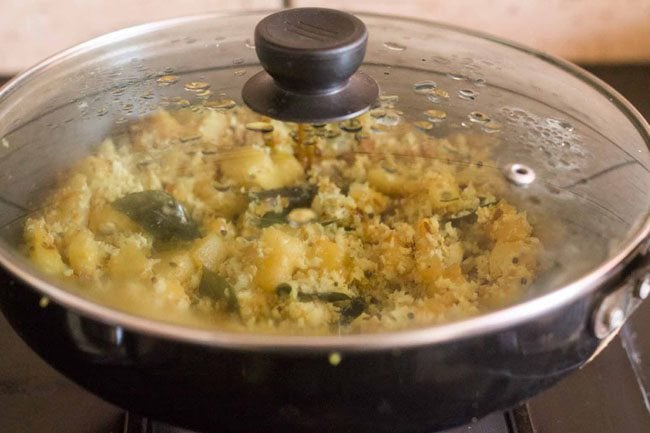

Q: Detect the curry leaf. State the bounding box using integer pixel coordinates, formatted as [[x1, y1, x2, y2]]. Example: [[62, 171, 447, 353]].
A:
[[113, 190, 200, 241], [198, 268, 240, 314], [251, 184, 318, 209]]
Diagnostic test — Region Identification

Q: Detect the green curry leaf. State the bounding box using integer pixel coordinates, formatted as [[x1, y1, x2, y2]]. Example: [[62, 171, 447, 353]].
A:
[[112, 190, 200, 241], [198, 268, 240, 314]]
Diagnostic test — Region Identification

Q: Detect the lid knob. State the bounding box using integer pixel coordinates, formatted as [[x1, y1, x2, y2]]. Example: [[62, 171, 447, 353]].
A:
[[242, 8, 379, 123]]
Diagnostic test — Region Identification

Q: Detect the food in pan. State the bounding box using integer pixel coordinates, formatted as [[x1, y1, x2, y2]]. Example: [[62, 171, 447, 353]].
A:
[[23, 103, 539, 334]]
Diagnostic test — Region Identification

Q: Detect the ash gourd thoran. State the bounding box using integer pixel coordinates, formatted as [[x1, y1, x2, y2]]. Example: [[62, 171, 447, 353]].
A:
[[23, 103, 539, 335]]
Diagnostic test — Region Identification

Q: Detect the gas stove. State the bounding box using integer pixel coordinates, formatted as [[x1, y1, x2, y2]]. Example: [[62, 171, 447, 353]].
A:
[[1, 65, 649, 433]]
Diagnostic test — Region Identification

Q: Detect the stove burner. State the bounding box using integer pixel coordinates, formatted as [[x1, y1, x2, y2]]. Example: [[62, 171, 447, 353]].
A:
[[122, 408, 527, 433]]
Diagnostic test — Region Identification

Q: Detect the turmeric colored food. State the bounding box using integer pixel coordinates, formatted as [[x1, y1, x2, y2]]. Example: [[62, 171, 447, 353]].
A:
[[23, 104, 539, 334]]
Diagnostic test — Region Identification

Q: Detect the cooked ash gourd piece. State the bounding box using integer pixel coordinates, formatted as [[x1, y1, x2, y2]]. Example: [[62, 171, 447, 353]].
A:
[[23, 106, 540, 334]]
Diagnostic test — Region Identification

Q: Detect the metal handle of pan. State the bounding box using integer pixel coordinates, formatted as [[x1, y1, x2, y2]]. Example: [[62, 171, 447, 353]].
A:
[[591, 242, 649, 340]]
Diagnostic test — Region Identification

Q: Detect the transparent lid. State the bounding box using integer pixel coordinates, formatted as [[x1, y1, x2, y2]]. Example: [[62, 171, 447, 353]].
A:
[[0, 11, 648, 336]]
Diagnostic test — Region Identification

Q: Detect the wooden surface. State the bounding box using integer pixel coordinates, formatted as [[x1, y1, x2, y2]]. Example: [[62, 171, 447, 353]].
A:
[[2, 1, 649, 74], [293, 0, 650, 64], [0, 0, 281, 75]]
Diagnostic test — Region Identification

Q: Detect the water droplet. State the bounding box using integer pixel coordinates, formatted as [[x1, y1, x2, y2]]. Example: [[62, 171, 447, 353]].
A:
[[426, 88, 450, 102], [96, 107, 108, 116], [375, 112, 401, 126], [245, 38, 255, 49], [383, 41, 405, 51], [140, 91, 155, 100], [184, 81, 211, 91], [195, 89, 212, 98], [369, 124, 390, 134], [246, 122, 274, 133], [413, 81, 437, 94], [461, 121, 471, 128], [233, 57, 245, 65], [369, 108, 386, 118], [446, 72, 466, 81], [458, 89, 478, 101], [184, 37, 197, 44], [414, 120, 433, 130], [340, 119, 363, 132], [156, 75, 179, 86], [482, 121, 502, 133], [233, 69, 247, 77], [379, 95, 399, 107], [204, 99, 237, 110], [468, 111, 490, 123], [547, 118, 574, 131], [424, 109, 447, 121], [474, 78, 487, 87], [325, 129, 341, 139]]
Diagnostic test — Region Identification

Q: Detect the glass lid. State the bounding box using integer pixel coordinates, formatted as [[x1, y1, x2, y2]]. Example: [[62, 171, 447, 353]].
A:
[[0, 10, 648, 339]]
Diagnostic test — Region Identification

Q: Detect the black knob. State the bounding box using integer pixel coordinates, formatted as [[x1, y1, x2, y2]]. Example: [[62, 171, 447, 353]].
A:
[[242, 8, 379, 123]]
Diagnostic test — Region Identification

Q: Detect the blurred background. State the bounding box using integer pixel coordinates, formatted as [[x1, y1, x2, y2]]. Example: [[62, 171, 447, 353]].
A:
[[1, 0, 649, 75]]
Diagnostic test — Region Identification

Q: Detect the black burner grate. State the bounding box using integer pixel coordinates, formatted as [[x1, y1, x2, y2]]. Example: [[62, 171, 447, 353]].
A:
[[122, 409, 523, 433]]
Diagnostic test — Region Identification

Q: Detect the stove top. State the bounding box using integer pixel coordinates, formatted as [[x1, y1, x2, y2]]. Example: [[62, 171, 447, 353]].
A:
[[1, 65, 649, 433]]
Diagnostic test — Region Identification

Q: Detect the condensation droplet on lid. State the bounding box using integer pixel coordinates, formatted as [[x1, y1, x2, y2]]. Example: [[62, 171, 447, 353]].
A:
[[379, 95, 399, 106], [482, 121, 502, 133], [461, 121, 471, 128], [340, 119, 363, 132], [547, 118, 574, 131], [204, 99, 237, 110], [233, 57, 245, 65], [375, 113, 401, 126], [468, 111, 490, 123], [234, 69, 247, 77], [156, 75, 179, 86], [245, 38, 255, 49], [140, 91, 155, 100], [414, 120, 433, 130], [96, 107, 108, 116], [424, 109, 447, 121], [446, 72, 466, 81], [246, 122, 274, 133], [184, 81, 211, 91], [426, 88, 449, 102], [370, 124, 391, 134], [383, 41, 406, 51], [474, 78, 487, 87], [458, 89, 478, 101], [413, 81, 438, 94], [195, 89, 212, 98]]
